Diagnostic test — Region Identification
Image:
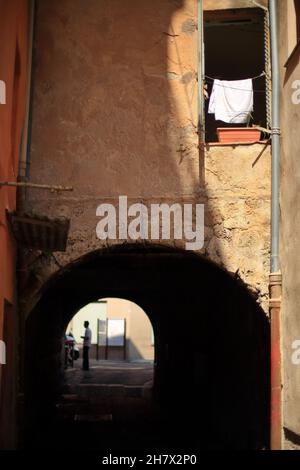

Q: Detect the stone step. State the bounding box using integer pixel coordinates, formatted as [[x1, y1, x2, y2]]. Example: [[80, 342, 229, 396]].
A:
[[75, 383, 143, 398]]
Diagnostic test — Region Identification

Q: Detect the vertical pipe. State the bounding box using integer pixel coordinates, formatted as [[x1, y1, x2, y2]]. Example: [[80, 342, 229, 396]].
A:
[[197, 0, 205, 143], [269, 0, 282, 451], [17, 1, 35, 402], [19, 0, 35, 180], [269, 0, 280, 274], [18, 0, 35, 217]]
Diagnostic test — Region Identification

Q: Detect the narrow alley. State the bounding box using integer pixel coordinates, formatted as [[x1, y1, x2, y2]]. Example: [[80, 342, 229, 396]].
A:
[[1, 0, 300, 458]]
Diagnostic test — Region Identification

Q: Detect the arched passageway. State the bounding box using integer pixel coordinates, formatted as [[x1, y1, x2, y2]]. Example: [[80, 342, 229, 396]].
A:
[[62, 297, 155, 436], [24, 244, 270, 450]]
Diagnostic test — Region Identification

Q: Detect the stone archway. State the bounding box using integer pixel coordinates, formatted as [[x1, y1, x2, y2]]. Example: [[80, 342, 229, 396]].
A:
[[23, 243, 270, 450]]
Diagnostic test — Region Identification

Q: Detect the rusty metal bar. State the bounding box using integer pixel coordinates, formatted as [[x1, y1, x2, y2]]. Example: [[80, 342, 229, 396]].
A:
[[0, 181, 73, 191]]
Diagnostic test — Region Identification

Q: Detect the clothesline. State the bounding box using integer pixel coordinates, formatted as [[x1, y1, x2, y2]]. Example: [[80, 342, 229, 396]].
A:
[[204, 71, 270, 93], [206, 71, 266, 81]]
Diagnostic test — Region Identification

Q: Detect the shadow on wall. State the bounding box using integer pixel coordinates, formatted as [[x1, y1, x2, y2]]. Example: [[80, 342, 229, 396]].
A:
[[95, 339, 154, 362], [20, 0, 230, 311], [126, 338, 154, 362], [27, 0, 202, 205], [20, 0, 213, 319], [283, 44, 300, 84], [79, 338, 153, 362]]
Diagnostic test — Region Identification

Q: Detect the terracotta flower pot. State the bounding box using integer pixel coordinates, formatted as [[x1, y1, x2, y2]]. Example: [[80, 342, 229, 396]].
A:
[[217, 127, 261, 144]]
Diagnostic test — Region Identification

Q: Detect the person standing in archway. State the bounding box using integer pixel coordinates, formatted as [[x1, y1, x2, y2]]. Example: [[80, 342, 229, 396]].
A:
[[81, 321, 92, 371]]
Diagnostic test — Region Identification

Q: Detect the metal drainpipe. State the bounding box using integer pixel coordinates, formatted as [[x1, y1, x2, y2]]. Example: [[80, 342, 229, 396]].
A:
[[197, 0, 205, 143], [269, 0, 282, 451], [197, 0, 281, 449], [17, 0, 35, 397], [18, 0, 35, 212]]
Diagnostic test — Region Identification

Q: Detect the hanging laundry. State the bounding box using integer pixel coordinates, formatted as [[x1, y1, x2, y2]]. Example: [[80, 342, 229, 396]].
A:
[[208, 79, 253, 124]]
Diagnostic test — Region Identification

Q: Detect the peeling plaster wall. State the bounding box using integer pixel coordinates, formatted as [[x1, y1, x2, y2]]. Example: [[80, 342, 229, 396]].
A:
[[205, 144, 270, 310], [23, 0, 270, 316]]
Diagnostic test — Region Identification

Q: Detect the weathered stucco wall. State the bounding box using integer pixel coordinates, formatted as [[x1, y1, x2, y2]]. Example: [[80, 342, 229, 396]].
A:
[[29, 0, 198, 199], [23, 0, 270, 316], [205, 144, 270, 309], [278, 0, 300, 450]]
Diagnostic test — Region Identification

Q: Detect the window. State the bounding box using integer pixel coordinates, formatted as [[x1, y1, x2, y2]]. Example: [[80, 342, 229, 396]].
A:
[[203, 8, 268, 143]]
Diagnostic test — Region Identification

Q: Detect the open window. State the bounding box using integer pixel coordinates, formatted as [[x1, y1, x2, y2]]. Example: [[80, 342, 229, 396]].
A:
[[203, 8, 269, 144]]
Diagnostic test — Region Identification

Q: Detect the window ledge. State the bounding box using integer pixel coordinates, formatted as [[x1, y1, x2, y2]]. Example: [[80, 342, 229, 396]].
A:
[[205, 140, 270, 148]]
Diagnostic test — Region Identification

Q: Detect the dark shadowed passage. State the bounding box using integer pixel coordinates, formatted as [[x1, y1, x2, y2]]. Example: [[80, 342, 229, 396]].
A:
[[24, 244, 270, 451]]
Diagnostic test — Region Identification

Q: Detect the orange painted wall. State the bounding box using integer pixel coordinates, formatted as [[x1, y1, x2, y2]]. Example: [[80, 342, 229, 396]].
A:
[[0, 0, 29, 448], [0, 0, 28, 333]]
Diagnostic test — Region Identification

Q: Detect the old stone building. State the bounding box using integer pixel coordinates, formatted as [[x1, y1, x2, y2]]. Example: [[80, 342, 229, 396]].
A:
[[0, 0, 299, 452], [22, 0, 271, 312], [18, 0, 272, 450]]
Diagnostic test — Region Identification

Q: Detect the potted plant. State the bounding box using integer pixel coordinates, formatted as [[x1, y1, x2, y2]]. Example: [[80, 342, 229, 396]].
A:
[[217, 113, 262, 144]]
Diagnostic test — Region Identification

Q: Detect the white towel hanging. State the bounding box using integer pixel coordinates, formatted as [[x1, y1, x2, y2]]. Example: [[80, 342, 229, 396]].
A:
[[208, 79, 253, 124]]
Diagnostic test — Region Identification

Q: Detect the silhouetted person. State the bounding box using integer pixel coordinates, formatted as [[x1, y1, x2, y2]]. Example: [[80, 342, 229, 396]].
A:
[[81, 320, 92, 371]]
